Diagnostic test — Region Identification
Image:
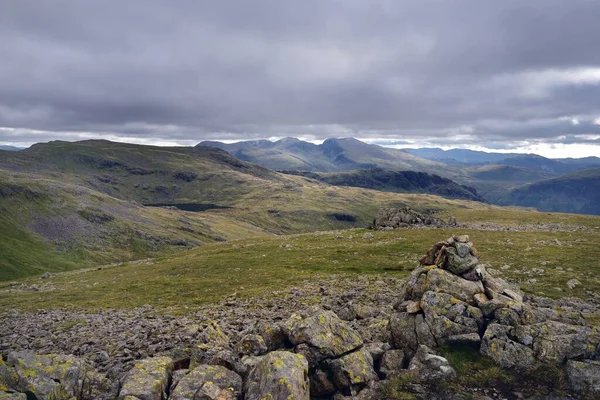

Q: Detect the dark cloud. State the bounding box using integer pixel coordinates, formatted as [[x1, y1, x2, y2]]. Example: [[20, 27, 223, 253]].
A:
[[0, 0, 599, 155]]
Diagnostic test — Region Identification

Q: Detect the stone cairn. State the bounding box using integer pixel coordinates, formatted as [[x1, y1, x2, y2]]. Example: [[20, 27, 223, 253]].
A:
[[390, 235, 600, 383], [1, 235, 599, 399]]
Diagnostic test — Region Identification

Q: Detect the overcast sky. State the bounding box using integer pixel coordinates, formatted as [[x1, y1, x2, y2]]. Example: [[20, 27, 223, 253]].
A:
[[1, 1, 600, 157]]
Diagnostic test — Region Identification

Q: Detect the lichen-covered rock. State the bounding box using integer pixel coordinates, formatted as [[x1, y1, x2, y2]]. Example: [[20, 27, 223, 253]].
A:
[[445, 246, 479, 275], [515, 321, 600, 363], [566, 359, 600, 394], [203, 321, 231, 348], [170, 365, 242, 400], [118, 356, 173, 400], [379, 349, 406, 378], [3, 351, 88, 400], [284, 310, 363, 365], [257, 322, 286, 351], [0, 394, 26, 400], [420, 291, 483, 344], [235, 334, 268, 357], [82, 370, 118, 400], [328, 348, 378, 390], [408, 345, 456, 382], [364, 342, 391, 362], [244, 351, 309, 400], [389, 312, 418, 356], [424, 269, 484, 304], [480, 324, 534, 369]]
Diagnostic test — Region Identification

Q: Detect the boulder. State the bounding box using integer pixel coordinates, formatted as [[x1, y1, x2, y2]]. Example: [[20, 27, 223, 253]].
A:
[[118, 356, 173, 400], [235, 334, 268, 357], [203, 321, 230, 348], [407, 345, 456, 382], [566, 359, 600, 395], [379, 349, 406, 378], [420, 291, 483, 343], [256, 322, 286, 351], [389, 312, 418, 356], [480, 324, 534, 369], [328, 348, 378, 390], [424, 268, 484, 304], [445, 246, 479, 275], [2, 351, 88, 399], [516, 321, 600, 363], [309, 367, 337, 397], [244, 351, 309, 400], [284, 310, 363, 365], [170, 365, 242, 400]]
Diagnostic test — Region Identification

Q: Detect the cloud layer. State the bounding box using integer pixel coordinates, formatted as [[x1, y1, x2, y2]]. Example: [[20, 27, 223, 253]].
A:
[[1, 1, 599, 156]]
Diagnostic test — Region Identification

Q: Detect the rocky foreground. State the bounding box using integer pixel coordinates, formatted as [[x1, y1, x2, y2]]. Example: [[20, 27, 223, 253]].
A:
[[1, 236, 600, 399]]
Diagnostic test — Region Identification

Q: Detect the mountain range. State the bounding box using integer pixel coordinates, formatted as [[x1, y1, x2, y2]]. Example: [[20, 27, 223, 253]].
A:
[[201, 138, 600, 214]]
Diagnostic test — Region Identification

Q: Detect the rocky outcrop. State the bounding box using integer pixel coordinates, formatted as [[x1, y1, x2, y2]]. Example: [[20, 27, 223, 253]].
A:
[[372, 207, 453, 229], [2, 236, 599, 399], [390, 235, 600, 375]]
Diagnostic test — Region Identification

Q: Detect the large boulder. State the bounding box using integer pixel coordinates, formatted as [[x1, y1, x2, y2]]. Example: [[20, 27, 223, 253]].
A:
[[118, 356, 173, 400], [170, 365, 242, 400], [1, 352, 88, 400], [284, 310, 363, 365], [244, 351, 309, 400]]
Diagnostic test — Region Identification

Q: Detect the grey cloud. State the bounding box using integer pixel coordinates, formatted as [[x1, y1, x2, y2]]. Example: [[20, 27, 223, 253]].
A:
[[1, 0, 600, 152]]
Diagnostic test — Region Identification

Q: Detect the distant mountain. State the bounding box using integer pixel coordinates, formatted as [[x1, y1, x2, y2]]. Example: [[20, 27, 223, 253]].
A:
[[0, 145, 24, 151], [198, 137, 447, 173], [469, 164, 555, 183], [497, 154, 589, 175], [497, 167, 600, 215], [282, 168, 485, 202], [403, 147, 600, 173], [403, 148, 520, 165]]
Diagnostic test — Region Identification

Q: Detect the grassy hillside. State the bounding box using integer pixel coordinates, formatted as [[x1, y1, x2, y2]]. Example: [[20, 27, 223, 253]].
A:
[[0, 170, 269, 281], [2, 212, 599, 312], [0, 140, 489, 281], [281, 168, 485, 201], [497, 167, 600, 214]]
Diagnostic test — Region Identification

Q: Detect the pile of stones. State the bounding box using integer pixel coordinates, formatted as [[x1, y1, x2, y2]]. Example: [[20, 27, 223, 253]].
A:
[[1, 235, 599, 399], [371, 207, 456, 230]]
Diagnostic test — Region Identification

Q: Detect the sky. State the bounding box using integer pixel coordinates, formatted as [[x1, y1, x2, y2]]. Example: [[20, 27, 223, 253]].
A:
[[1, 1, 600, 158]]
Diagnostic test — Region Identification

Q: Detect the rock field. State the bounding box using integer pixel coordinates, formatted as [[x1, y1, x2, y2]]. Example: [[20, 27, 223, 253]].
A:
[[1, 235, 599, 399]]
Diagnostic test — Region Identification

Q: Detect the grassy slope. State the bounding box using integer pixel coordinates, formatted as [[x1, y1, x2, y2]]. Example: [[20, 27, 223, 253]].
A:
[[1, 140, 490, 281], [2, 207, 599, 312], [0, 170, 269, 281]]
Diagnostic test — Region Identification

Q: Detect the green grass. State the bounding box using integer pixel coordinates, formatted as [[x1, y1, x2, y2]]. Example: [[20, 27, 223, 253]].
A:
[[2, 226, 598, 312], [437, 344, 570, 398]]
